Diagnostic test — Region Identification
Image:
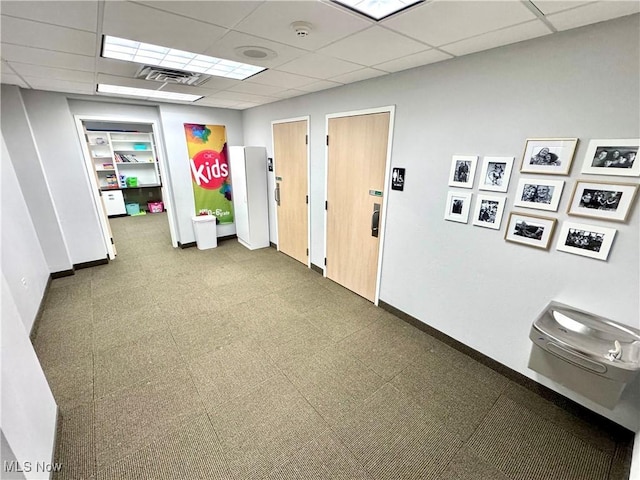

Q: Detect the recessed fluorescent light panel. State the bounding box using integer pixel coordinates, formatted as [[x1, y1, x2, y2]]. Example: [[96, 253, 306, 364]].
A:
[[97, 84, 203, 102], [102, 36, 266, 80], [332, 0, 424, 21]]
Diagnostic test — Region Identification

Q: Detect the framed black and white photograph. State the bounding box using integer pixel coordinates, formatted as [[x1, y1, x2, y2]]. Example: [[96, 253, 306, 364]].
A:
[[555, 221, 616, 261], [504, 212, 556, 250], [567, 181, 638, 222], [448, 155, 478, 189], [472, 194, 506, 230], [513, 178, 565, 212], [580, 139, 640, 177], [444, 191, 472, 224], [520, 138, 578, 175], [479, 156, 514, 192]]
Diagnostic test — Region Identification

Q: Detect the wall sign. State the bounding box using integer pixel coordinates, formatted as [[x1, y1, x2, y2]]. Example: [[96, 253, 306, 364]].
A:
[[392, 167, 405, 191], [184, 123, 234, 223]]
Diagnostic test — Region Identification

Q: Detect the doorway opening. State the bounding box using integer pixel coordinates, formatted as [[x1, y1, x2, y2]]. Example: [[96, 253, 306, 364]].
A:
[[74, 116, 177, 259]]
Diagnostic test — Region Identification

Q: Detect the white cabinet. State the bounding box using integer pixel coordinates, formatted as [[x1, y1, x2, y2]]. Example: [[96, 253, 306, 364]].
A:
[[102, 189, 126, 216], [229, 146, 270, 250]]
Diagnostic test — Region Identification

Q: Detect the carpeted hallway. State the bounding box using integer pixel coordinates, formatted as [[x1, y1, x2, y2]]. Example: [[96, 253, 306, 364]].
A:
[[33, 212, 631, 480]]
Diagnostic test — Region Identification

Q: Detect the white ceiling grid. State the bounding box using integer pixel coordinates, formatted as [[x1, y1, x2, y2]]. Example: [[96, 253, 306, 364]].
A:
[[0, 0, 638, 109]]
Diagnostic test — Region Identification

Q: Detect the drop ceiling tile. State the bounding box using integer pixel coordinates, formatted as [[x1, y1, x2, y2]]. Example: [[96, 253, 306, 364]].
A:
[[204, 30, 308, 69], [97, 58, 141, 77], [158, 84, 210, 96], [233, 1, 372, 51], [97, 73, 165, 91], [442, 20, 552, 57], [8, 63, 95, 83], [272, 89, 308, 99], [227, 82, 288, 96], [196, 76, 240, 92], [0, 16, 96, 56], [546, 1, 640, 31], [212, 90, 279, 103], [2, 44, 94, 72], [102, 1, 226, 54], [22, 77, 95, 94], [0, 1, 98, 32], [276, 53, 362, 79], [318, 26, 429, 66], [247, 69, 318, 89], [136, 1, 262, 29], [329, 67, 387, 84], [382, 0, 536, 46], [1, 73, 29, 88], [195, 97, 242, 108], [296, 79, 342, 93], [373, 49, 452, 73], [531, 1, 595, 15]]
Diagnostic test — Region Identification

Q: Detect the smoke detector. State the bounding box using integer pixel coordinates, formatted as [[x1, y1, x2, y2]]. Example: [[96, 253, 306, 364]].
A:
[[290, 21, 313, 38]]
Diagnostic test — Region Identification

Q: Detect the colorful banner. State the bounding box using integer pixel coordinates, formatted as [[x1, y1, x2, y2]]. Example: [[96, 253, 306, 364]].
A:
[[184, 124, 233, 223]]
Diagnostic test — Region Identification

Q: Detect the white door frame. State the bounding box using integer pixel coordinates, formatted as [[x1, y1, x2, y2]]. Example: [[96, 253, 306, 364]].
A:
[[271, 115, 311, 268], [324, 106, 396, 305], [73, 114, 178, 259]]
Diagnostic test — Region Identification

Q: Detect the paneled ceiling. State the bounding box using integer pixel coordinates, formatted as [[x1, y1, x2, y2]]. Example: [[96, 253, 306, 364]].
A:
[[1, 0, 638, 110]]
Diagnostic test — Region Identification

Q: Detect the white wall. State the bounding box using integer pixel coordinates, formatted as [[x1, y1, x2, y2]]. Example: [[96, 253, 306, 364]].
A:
[[1, 134, 50, 333], [631, 431, 640, 479], [22, 91, 107, 265], [242, 15, 640, 430], [1, 133, 58, 479], [0, 85, 71, 273], [158, 104, 244, 242]]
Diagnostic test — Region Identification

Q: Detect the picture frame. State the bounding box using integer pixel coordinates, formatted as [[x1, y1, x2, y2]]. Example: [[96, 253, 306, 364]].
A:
[[520, 138, 578, 175], [472, 194, 506, 230], [567, 181, 638, 222], [580, 139, 640, 177], [448, 155, 478, 189], [513, 178, 565, 212], [444, 191, 472, 224], [479, 156, 514, 192], [555, 221, 616, 261], [504, 212, 556, 250]]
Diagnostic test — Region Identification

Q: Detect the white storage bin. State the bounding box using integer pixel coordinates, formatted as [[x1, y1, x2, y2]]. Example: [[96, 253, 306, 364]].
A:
[[192, 216, 217, 250]]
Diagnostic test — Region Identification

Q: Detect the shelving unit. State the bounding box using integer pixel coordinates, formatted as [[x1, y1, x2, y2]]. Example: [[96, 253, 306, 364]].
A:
[[84, 130, 163, 216]]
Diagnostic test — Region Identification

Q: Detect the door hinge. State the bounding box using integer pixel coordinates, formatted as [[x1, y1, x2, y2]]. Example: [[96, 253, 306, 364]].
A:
[[306, 195, 309, 204], [324, 257, 327, 266], [306, 248, 309, 256], [325, 201, 328, 210], [326, 135, 329, 146], [305, 134, 308, 145], [110, 238, 114, 245]]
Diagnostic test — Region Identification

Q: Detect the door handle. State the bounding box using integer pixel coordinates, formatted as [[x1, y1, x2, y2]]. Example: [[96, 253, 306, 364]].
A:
[[371, 203, 380, 237], [275, 184, 281, 206]]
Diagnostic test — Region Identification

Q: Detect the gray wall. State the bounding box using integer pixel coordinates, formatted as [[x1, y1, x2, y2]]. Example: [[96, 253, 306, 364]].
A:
[[22, 91, 107, 265], [1, 134, 58, 478], [0, 85, 71, 273], [242, 15, 640, 430]]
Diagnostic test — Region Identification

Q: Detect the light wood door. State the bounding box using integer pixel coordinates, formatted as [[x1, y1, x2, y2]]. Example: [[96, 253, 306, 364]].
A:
[[273, 120, 308, 264], [326, 112, 390, 302]]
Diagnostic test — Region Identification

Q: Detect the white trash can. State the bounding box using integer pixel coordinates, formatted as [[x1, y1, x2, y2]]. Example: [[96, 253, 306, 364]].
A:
[[192, 216, 217, 250]]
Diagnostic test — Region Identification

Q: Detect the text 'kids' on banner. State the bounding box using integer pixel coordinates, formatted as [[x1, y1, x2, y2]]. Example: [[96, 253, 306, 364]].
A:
[[184, 124, 233, 223]]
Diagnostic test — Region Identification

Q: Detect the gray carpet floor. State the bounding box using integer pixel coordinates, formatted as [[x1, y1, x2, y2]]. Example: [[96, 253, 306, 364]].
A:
[[32, 212, 631, 480]]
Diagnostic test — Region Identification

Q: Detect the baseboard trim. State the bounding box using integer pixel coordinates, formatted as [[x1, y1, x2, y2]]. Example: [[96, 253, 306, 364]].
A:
[[270, 242, 277, 249], [178, 241, 197, 249], [310, 263, 323, 274], [73, 257, 109, 270], [218, 234, 237, 242], [377, 299, 634, 441], [51, 269, 74, 279], [50, 407, 61, 480], [29, 275, 52, 342]]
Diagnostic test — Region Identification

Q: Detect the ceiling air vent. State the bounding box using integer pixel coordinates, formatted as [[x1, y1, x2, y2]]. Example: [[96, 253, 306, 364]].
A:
[[135, 65, 210, 86]]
